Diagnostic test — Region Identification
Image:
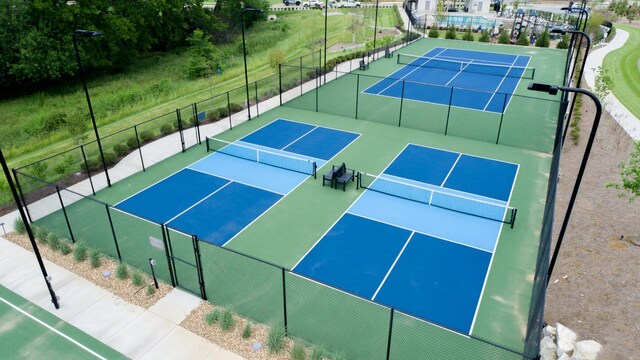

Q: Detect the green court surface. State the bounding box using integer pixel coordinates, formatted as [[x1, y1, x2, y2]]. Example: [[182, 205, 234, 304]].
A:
[[0, 285, 125, 360], [28, 38, 565, 359]]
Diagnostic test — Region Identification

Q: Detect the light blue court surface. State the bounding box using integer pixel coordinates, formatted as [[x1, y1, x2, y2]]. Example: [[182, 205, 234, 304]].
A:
[[294, 143, 518, 334], [363, 47, 531, 112], [115, 118, 360, 246]]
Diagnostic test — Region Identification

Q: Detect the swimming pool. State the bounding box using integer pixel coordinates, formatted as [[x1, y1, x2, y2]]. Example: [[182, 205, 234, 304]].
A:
[[431, 15, 501, 29]]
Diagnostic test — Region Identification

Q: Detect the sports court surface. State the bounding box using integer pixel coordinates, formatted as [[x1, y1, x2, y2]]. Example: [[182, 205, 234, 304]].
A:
[[0, 285, 124, 360], [294, 144, 518, 333], [363, 47, 532, 112]]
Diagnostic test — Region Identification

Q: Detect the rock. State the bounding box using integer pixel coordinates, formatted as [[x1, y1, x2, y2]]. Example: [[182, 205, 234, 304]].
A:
[[570, 340, 602, 360], [544, 325, 557, 338], [559, 354, 571, 360], [556, 323, 578, 357], [540, 336, 558, 360]]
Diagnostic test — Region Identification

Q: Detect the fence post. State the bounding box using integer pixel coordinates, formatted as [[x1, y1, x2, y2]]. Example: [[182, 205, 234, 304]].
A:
[[55, 186, 76, 243], [176, 109, 186, 152], [315, 72, 319, 113], [355, 74, 361, 119], [279, 64, 283, 106], [161, 225, 176, 287], [104, 205, 122, 261], [445, 87, 454, 135], [192, 235, 207, 300], [133, 126, 146, 172], [281, 268, 289, 336], [386, 308, 395, 360], [80, 145, 96, 195], [254, 82, 259, 117], [227, 92, 233, 130], [300, 57, 304, 94], [496, 93, 509, 144], [12, 169, 33, 223], [193, 103, 201, 145], [398, 80, 406, 127]]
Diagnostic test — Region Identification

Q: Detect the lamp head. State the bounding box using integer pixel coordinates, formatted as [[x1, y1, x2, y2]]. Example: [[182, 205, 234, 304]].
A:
[[528, 82, 560, 95]]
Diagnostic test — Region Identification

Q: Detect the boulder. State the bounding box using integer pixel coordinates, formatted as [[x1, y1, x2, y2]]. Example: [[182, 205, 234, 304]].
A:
[[559, 354, 571, 360], [556, 323, 578, 357], [544, 325, 557, 339], [540, 336, 558, 360], [571, 340, 602, 360]]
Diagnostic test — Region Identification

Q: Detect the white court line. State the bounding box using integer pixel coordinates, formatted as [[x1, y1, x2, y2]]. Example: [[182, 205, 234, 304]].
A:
[[445, 60, 474, 87], [280, 126, 318, 151], [186, 167, 285, 196], [371, 231, 415, 301], [375, 48, 449, 95], [469, 163, 520, 334], [164, 181, 232, 224], [440, 153, 462, 187], [0, 296, 108, 360], [501, 56, 533, 113], [483, 55, 519, 112]]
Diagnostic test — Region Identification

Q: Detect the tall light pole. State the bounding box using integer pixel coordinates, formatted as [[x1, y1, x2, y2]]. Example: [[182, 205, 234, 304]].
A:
[[527, 83, 602, 284], [324, 0, 329, 85], [73, 29, 110, 187], [1, 148, 59, 309], [241, 6, 265, 121], [551, 28, 591, 144], [372, 0, 381, 60]]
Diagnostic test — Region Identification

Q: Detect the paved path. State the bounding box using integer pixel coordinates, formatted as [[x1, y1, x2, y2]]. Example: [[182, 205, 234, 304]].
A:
[[583, 29, 640, 141]]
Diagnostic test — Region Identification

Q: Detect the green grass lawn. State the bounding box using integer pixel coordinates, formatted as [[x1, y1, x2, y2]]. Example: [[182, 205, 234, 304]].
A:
[[603, 23, 640, 119]]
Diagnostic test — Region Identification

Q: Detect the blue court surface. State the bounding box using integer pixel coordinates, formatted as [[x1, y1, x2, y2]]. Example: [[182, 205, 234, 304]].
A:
[[293, 143, 518, 334], [363, 47, 532, 113], [115, 118, 359, 246]]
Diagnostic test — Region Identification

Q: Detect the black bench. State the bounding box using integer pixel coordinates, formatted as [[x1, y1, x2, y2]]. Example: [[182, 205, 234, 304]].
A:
[[384, 46, 393, 58], [323, 163, 345, 188], [335, 167, 355, 191], [359, 58, 369, 71]]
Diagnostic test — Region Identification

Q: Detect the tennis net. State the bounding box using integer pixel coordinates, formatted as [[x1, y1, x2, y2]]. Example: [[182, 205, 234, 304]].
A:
[[397, 53, 535, 80], [358, 173, 517, 227], [206, 137, 317, 177]]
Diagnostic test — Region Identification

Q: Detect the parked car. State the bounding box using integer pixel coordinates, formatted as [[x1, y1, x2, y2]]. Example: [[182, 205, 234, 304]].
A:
[[303, 0, 324, 9], [336, 0, 361, 8], [283, 0, 301, 5]]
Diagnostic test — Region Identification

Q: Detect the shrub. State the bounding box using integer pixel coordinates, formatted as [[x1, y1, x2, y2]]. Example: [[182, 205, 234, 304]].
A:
[[428, 26, 439, 38], [556, 34, 570, 49], [220, 309, 235, 331], [242, 322, 252, 339], [116, 262, 129, 280], [516, 31, 529, 46], [85, 157, 101, 172], [47, 233, 61, 249], [126, 136, 139, 149], [205, 308, 221, 325], [73, 243, 88, 262], [90, 249, 102, 268], [331, 352, 346, 360], [478, 29, 491, 42], [139, 130, 154, 143], [103, 152, 117, 166], [310, 346, 325, 360], [59, 242, 72, 255], [34, 227, 49, 244], [462, 30, 474, 41], [13, 218, 26, 235], [498, 29, 510, 44], [216, 107, 229, 118], [146, 284, 156, 296], [291, 343, 306, 360], [535, 30, 550, 48], [267, 323, 285, 353], [445, 25, 457, 39], [132, 272, 145, 287], [228, 103, 243, 113], [160, 124, 173, 136], [113, 144, 128, 157]]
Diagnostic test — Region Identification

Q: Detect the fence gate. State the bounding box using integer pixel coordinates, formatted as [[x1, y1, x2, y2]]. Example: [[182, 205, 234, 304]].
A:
[[164, 226, 206, 299], [177, 104, 200, 151]]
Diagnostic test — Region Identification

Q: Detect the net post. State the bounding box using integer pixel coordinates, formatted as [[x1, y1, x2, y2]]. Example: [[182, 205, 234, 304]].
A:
[[281, 267, 289, 336], [496, 92, 509, 144], [104, 205, 122, 261], [511, 208, 518, 228], [396, 53, 400, 64], [445, 87, 454, 135], [386, 308, 395, 360], [205, 137, 210, 152], [80, 144, 96, 195], [398, 80, 406, 127], [227, 92, 232, 130], [312, 162, 317, 179], [279, 63, 283, 106], [355, 74, 360, 119], [56, 186, 76, 244], [133, 126, 146, 172]]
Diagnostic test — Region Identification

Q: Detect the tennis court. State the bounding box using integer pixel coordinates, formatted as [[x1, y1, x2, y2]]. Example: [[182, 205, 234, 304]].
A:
[[115, 118, 360, 246], [293, 143, 518, 334], [363, 47, 533, 112]]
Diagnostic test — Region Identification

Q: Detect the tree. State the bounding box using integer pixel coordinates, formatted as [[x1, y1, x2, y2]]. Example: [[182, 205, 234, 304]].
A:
[[435, 0, 447, 27], [186, 29, 221, 79], [535, 29, 550, 47], [498, 29, 511, 44], [478, 29, 491, 42], [445, 26, 457, 40], [593, 66, 614, 100], [516, 30, 529, 46], [268, 50, 287, 73], [428, 26, 440, 38], [607, 141, 640, 202], [556, 34, 570, 49]]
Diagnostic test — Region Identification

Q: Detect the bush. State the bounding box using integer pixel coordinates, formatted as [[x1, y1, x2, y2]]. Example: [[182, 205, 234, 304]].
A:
[[291, 343, 306, 360], [220, 309, 235, 331], [103, 152, 117, 166], [267, 323, 285, 353], [139, 130, 154, 143], [428, 26, 439, 38], [132, 272, 145, 287], [331, 352, 346, 360], [445, 26, 457, 39], [205, 308, 221, 325], [59, 242, 72, 255], [113, 144, 128, 157], [47, 233, 60, 249], [478, 29, 491, 42], [242, 322, 252, 339], [90, 249, 102, 268], [462, 30, 474, 41], [556, 34, 570, 49], [126, 136, 139, 149], [160, 124, 173, 136], [146, 284, 156, 296], [216, 107, 229, 118], [516, 31, 529, 46], [116, 262, 129, 280], [73, 243, 88, 262], [85, 157, 101, 172], [535, 30, 550, 48], [310, 346, 326, 360], [498, 29, 510, 44], [13, 217, 26, 235], [34, 227, 49, 244], [228, 103, 243, 113]]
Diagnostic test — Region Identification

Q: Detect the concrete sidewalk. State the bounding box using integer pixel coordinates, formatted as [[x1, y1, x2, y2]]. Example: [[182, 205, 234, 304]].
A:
[[583, 28, 640, 141], [0, 235, 244, 360]]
